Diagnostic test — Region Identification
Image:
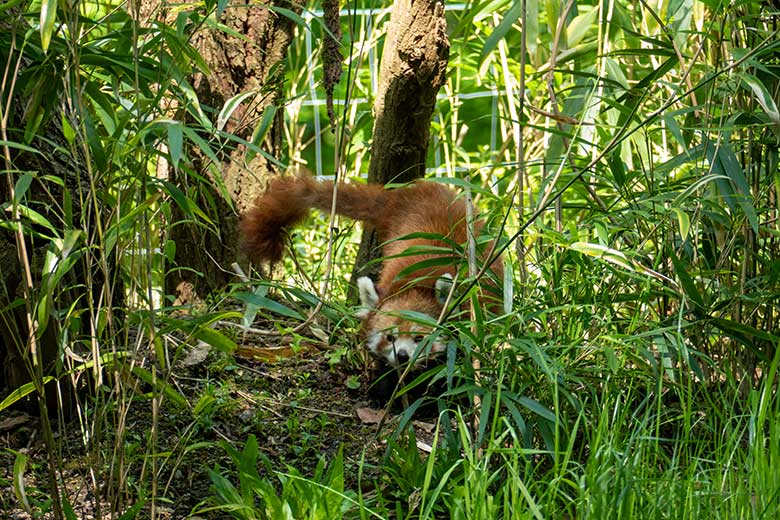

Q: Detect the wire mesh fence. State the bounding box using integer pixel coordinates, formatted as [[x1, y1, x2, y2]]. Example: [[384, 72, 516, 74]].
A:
[[294, 3, 515, 187]]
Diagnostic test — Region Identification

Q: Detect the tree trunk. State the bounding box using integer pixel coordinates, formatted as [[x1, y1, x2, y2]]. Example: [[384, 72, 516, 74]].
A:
[[350, 0, 450, 292], [165, 0, 300, 302]]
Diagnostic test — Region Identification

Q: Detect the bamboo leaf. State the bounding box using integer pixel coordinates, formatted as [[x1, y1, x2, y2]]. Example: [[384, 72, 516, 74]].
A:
[[129, 366, 188, 408], [167, 121, 183, 170], [0, 141, 43, 155], [566, 8, 598, 47], [741, 73, 780, 133], [247, 105, 277, 162], [0, 378, 54, 412], [671, 207, 690, 241], [235, 292, 304, 320], [193, 328, 237, 353], [669, 248, 705, 309], [710, 318, 780, 355], [217, 91, 258, 131], [705, 140, 759, 235], [13, 451, 32, 514], [13, 173, 34, 204], [518, 396, 557, 423], [480, 0, 522, 65], [40, 0, 58, 53]]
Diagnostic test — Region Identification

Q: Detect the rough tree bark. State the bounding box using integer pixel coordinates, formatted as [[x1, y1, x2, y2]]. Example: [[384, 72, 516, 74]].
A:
[[163, 0, 301, 302], [350, 0, 450, 291]]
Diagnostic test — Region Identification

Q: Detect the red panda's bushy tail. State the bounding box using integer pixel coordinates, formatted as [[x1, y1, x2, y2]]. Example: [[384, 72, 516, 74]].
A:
[[240, 175, 388, 263]]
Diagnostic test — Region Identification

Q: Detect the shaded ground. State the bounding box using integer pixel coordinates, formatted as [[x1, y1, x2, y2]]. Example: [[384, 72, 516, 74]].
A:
[[0, 316, 435, 518]]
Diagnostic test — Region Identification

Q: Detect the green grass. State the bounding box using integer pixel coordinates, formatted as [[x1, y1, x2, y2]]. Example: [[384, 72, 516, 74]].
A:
[[204, 299, 780, 518]]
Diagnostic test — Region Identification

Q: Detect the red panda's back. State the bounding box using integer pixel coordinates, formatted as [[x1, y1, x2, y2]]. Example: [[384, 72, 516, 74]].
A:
[[379, 182, 468, 247], [375, 182, 471, 296]]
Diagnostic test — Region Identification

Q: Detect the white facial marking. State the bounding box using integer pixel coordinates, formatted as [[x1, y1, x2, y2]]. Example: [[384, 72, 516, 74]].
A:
[[366, 330, 381, 356]]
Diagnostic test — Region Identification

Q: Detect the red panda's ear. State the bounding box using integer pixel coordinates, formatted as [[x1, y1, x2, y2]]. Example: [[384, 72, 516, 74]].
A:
[[356, 276, 379, 319], [435, 273, 454, 306]]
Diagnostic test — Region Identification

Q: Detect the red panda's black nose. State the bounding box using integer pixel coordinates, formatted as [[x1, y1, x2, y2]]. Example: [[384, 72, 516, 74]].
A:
[[397, 351, 410, 364]]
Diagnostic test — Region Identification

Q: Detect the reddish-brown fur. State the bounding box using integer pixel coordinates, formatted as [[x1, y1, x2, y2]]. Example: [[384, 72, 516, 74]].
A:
[[241, 175, 503, 367]]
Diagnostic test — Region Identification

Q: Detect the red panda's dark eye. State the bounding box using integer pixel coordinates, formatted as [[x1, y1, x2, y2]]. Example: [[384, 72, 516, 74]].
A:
[[414, 335, 424, 343], [385, 334, 395, 343]]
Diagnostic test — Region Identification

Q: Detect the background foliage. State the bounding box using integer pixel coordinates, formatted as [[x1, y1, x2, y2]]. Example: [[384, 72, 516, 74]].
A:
[[1, 0, 779, 517]]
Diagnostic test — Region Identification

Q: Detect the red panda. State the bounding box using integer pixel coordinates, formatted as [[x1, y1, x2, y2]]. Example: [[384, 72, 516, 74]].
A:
[[240, 175, 503, 371]]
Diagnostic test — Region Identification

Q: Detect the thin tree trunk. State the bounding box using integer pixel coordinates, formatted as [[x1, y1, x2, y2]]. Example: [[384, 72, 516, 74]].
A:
[[350, 0, 450, 292]]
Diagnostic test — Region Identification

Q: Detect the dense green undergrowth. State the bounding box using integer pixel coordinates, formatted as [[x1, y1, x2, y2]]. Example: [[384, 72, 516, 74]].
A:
[[2, 0, 779, 517]]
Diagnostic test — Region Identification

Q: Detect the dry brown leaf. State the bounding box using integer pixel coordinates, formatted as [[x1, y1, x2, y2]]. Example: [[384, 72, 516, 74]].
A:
[[355, 406, 385, 424]]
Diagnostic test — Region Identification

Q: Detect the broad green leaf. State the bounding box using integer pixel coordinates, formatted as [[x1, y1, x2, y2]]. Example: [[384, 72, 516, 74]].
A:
[[267, 4, 309, 29], [0, 378, 54, 412], [241, 284, 268, 327], [671, 207, 691, 241], [741, 73, 780, 131], [566, 8, 597, 47], [0, 141, 42, 155], [129, 365, 188, 408], [13, 173, 34, 204], [247, 105, 277, 162], [0, 203, 58, 236], [193, 393, 216, 416], [13, 451, 32, 514], [607, 149, 626, 187], [156, 179, 214, 227], [167, 121, 183, 170], [393, 257, 462, 282], [192, 327, 237, 353], [705, 140, 759, 235], [234, 292, 303, 320], [40, 0, 58, 53], [710, 318, 780, 356], [61, 112, 76, 144], [503, 256, 513, 315], [62, 496, 78, 520], [570, 241, 634, 272], [518, 396, 557, 423]]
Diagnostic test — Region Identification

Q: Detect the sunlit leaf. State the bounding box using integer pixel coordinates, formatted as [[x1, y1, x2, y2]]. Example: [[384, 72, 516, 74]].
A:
[[741, 73, 780, 133], [480, 0, 522, 65], [671, 207, 690, 241], [217, 91, 258, 132], [13, 451, 32, 514], [40, 0, 58, 53]]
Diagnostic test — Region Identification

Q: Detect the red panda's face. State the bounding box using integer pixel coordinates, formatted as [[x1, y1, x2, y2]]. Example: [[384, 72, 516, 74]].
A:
[[356, 277, 447, 368], [364, 310, 446, 367]]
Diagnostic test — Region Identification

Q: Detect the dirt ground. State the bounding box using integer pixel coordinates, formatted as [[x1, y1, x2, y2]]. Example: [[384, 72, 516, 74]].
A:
[[0, 319, 438, 518]]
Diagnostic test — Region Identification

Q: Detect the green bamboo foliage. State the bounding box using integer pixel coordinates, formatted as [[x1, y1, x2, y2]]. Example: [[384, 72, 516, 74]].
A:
[[2, 0, 780, 516]]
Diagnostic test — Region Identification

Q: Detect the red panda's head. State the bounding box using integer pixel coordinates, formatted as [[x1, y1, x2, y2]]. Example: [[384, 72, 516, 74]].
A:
[[355, 276, 452, 368]]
